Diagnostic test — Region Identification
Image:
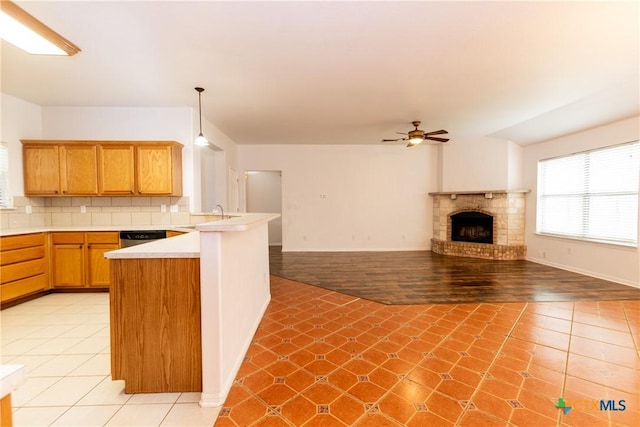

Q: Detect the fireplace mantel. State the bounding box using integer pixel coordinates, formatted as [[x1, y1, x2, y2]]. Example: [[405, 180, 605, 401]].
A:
[[428, 189, 530, 197], [429, 190, 530, 260]]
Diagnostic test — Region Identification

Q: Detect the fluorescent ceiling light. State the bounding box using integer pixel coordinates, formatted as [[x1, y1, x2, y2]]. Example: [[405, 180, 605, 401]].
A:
[[0, 1, 80, 56]]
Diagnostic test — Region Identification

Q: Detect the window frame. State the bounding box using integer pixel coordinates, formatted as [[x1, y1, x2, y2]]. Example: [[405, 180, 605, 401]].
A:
[[536, 140, 639, 248], [0, 142, 10, 208]]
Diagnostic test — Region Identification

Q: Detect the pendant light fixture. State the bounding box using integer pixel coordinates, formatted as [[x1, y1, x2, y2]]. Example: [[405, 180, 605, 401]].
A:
[[194, 87, 209, 147]]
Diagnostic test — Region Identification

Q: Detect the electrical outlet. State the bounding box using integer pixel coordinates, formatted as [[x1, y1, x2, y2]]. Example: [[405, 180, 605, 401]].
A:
[[170, 205, 179, 213], [80, 205, 86, 214], [25, 205, 32, 214], [161, 204, 167, 213]]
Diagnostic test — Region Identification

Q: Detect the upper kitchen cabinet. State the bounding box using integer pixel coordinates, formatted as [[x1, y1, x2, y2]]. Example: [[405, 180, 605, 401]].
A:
[[21, 141, 183, 197], [99, 145, 135, 195], [60, 145, 99, 195], [136, 143, 183, 195], [23, 144, 61, 195]]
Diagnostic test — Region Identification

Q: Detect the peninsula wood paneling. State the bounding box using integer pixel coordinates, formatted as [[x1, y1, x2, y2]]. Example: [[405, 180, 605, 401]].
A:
[[110, 258, 202, 393]]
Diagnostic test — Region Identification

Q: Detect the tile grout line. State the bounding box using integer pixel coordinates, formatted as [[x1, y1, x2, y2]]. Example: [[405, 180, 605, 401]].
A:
[[556, 302, 575, 427], [453, 302, 529, 427], [621, 302, 640, 358]]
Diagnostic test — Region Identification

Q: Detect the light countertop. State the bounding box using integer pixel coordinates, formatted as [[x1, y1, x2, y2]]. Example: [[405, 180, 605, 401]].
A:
[[104, 213, 279, 259], [0, 224, 198, 237], [0, 364, 26, 399], [105, 230, 200, 259]]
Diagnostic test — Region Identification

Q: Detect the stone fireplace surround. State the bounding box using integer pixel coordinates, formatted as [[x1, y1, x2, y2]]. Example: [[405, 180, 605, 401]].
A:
[[429, 190, 529, 260]]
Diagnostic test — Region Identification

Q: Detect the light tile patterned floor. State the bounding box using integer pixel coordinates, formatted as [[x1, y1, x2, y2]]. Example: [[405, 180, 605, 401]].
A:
[[0, 293, 220, 427], [216, 276, 640, 426]]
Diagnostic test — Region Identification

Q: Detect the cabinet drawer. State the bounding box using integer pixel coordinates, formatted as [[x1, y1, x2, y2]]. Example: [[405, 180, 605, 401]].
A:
[[52, 232, 85, 244], [1, 258, 46, 284], [1, 233, 46, 251], [0, 275, 47, 303], [86, 232, 119, 245], [0, 246, 45, 266]]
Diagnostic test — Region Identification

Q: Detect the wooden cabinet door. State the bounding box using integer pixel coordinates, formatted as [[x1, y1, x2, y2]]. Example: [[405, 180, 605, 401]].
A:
[[87, 243, 118, 287], [60, 145, 99, 195], [52, 244, 84, 287], [23, 145, 61, 195], [99, 145, 135, 195], [86, 232, 119, 288], [51, 233, 85, 287], [136, 145, 174, 195]]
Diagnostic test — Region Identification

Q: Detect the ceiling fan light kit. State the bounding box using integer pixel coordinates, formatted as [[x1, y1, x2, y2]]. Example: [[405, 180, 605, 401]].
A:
[[194, 87, 209, 147], [382, 120, 449, 147]]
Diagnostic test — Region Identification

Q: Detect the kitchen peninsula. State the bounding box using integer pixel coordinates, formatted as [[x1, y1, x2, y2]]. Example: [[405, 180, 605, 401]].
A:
[[105, 213, 279, 407]]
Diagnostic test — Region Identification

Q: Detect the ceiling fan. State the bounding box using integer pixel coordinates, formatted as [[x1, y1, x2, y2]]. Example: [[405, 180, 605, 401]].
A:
[[381, 121, 449, 147]]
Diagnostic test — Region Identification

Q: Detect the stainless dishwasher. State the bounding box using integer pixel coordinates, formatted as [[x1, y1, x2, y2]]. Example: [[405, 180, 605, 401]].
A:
[[119, 230, 167, 248]]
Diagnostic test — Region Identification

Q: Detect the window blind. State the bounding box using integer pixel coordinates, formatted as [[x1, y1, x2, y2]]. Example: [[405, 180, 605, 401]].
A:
[[536, 141, 639, 246]]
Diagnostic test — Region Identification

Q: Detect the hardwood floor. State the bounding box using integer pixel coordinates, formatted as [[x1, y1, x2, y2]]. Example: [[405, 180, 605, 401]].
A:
[[269, 247, 640, 305]]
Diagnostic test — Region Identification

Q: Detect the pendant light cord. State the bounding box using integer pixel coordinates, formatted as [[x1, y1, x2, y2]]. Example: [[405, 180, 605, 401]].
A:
[[197, 88, 204, 134]]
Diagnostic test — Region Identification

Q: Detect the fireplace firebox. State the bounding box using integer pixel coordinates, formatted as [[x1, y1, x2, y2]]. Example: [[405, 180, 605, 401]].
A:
[[451, 211, 493, 244]]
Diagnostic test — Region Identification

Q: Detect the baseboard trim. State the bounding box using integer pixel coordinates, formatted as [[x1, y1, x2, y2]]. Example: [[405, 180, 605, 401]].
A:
[[526, 257, 639, 288]]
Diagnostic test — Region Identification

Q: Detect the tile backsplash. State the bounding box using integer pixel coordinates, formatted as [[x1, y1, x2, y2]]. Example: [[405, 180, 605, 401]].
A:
[[0, 196, 216, 230]]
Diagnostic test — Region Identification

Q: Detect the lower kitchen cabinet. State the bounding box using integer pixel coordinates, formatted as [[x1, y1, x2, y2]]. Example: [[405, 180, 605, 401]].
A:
[[51, 232, 119, 289], [51, 232, 85, 287], [87, 232, 120, 287], [0, 233, 49, 305]]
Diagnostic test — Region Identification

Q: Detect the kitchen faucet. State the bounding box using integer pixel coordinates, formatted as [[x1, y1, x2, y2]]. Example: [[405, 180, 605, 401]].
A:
[[213, 204, 224, 218]]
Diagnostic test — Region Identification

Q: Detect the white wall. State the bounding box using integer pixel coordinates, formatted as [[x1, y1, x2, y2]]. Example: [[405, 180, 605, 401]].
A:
[[1, 94, 43, 199], [441, 136, 524, 191], [524, 116, 640, 287], [0, 100, 239, 213], [507, 140, 524, 189], [237, 144, 437, 251], [193, 116, 238, 213], [42, 106, 195, 204], [199, 219, 272, 406]]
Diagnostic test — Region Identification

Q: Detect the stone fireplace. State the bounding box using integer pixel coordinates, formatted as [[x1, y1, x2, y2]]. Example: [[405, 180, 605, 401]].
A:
[[429, 190, 529, 260]]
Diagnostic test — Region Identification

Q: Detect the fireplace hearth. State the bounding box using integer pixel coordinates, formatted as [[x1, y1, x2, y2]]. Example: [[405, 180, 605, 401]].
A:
[[429, 190, 529, 260]]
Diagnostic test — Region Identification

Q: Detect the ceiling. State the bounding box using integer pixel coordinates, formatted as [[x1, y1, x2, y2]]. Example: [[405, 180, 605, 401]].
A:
[[2, 1, 638, 146]]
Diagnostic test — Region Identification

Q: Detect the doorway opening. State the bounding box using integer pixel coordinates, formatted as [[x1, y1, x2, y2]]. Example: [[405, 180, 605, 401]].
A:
[[245, 170, 282, 246]]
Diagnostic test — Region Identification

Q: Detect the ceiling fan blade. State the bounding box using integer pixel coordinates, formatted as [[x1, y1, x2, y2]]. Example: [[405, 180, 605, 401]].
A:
[[396, 131, 408, 135], [425, 136, 450, 143], [381, 138, 403, 142], [425, 129, 448, 136]]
